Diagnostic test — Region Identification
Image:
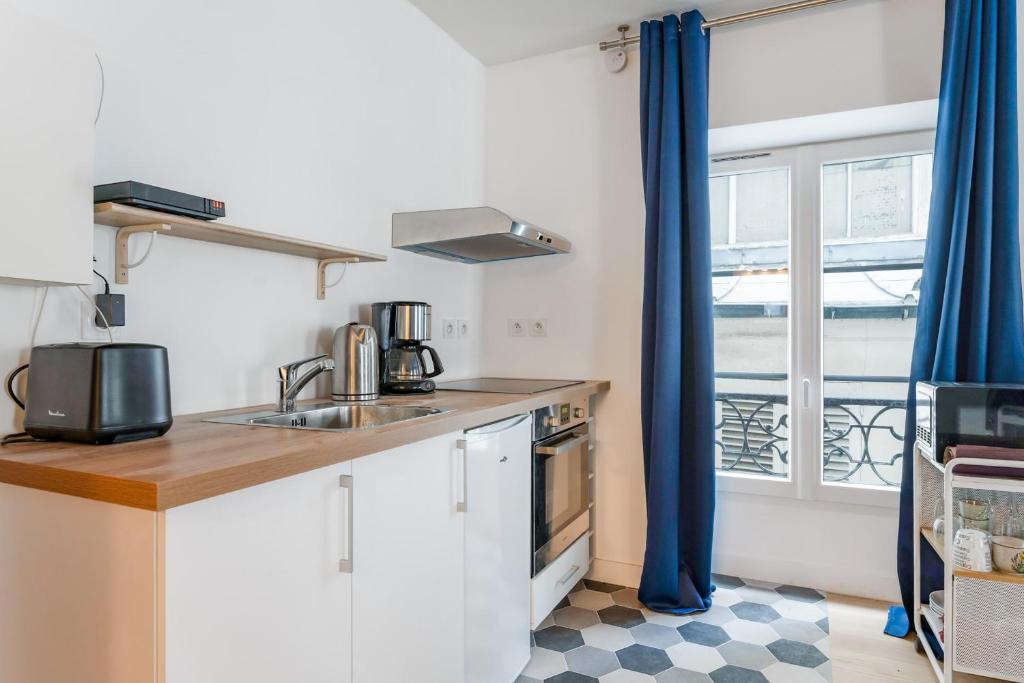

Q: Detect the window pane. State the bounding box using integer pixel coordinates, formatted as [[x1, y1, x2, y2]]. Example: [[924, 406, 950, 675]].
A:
[[709, 176, 730, 246], [850, 156, 912, 238], [735, 169, 788, 244], [822, 163, 848, 240], [712, 167, 790, 480], [820, 152, 931, 489]]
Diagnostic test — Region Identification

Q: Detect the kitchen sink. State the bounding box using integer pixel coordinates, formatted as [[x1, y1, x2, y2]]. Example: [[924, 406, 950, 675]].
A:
[[205, 402, 451, 432]]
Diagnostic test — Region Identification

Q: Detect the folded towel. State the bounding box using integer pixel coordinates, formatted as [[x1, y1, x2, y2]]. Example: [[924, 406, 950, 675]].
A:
[[944, 445, 1024, 478]]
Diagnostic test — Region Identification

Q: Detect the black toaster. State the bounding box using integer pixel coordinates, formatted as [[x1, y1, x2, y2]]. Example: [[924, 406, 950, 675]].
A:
[[23, 343, 172, 444]]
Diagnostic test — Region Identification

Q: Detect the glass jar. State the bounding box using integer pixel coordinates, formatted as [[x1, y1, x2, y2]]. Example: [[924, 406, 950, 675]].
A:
[[933, 498, 945, 538], [994, 495, 1024, 539], [957, 497, 993, 533]]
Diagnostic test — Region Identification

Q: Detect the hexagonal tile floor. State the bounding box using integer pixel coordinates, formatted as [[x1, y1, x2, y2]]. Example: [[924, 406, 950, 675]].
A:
[[519, 576, 830, 683]]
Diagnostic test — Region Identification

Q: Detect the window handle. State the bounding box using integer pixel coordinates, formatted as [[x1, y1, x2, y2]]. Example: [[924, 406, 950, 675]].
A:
[[802, 378, 811, 409]]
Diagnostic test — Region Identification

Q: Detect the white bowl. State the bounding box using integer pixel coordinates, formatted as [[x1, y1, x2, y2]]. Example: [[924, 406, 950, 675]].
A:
[[929, 590, 945, 617], [991, 536, 1024, 574]]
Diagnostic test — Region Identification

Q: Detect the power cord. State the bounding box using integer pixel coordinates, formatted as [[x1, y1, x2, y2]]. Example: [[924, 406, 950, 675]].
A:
[[0, 433, 47, 447], [93, 257, 110, 294], [94, 52, 104, 126], [29, 287, 48, 349], [325, 262, 349, 290], [5, 364, 27, 410], [126, 231, 158, 269], [1, 365, 45, 446]]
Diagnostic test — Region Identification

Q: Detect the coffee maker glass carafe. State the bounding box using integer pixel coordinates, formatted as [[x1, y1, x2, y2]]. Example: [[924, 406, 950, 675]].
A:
[[371, 301, 444, 394]]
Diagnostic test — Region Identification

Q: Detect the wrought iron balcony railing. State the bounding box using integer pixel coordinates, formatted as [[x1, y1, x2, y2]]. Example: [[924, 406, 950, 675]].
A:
[[715, 372, 907, 487]]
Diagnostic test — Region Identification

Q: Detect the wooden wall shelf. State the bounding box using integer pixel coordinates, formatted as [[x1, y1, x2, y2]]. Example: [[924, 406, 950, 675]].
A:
[[93, 202, 386, 297]]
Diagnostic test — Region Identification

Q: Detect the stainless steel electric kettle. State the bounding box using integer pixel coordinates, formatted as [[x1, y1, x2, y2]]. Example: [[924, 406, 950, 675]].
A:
[[332, 323, 379, 401]]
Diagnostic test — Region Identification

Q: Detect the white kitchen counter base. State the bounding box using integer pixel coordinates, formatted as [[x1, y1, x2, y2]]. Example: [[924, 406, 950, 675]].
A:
[[0, 414, 556, 682]]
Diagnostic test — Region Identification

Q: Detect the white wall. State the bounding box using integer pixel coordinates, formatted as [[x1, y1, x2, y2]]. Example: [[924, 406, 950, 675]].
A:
[[0, 0, 485, 433], [709, 0, 942, 127], [482, 0, 944, 601]]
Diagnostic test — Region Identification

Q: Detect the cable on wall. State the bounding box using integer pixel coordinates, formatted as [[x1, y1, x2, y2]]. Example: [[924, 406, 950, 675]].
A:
[[94, 52, 105, 125], [29, 287, 49, 349], [324, 262, 349, 290], [126, 231, 159, 269]]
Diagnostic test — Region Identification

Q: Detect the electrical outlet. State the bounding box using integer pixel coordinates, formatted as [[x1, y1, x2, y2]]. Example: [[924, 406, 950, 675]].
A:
[[81, 302, 122, 341], [508, 319, 527, 337], [529, 319, 548, 337], [457, 319, 469, 338], [442, 318, 456, 339]]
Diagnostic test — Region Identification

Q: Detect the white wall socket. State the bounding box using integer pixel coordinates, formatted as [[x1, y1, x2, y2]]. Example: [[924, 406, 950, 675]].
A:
[[508, 319, 527, 337], [80, 302, 122, 341], [457, 319, 469, 338], [528, 319, 548, 337], [442, 318, 456, 339]]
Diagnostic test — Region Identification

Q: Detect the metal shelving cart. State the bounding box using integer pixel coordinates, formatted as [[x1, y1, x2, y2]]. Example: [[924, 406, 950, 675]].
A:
[[913, 442, 1024, 682]]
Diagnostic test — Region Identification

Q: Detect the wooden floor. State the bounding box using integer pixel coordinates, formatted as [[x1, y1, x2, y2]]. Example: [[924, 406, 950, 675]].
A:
[[828, 593, 1000, 682]]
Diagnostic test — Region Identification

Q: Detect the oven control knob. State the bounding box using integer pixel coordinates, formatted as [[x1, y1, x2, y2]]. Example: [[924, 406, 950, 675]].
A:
[[574, 407, 585, 419]]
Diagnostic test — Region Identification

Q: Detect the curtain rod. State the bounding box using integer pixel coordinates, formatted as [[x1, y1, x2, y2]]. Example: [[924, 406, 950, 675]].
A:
[[598, 0, 847, 51]]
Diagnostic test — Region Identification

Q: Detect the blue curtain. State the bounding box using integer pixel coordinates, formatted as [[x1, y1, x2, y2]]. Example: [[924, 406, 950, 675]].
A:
[[638, 11, 715, 615], [896, 0, 1024, 629]]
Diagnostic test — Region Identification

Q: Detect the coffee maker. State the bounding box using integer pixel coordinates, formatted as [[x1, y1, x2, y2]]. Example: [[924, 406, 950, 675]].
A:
[[370, 301, 444, 394]]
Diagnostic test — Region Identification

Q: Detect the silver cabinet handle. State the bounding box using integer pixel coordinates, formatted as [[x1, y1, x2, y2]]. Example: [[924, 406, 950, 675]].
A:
[[456, 439, 468, 512], [339, 474, 353, 573], [557, 564, 581, 586], [536, 432, 589, 456]]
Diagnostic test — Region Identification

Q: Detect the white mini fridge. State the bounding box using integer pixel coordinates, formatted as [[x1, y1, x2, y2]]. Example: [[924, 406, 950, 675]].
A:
[[462, 414, 532, 683]]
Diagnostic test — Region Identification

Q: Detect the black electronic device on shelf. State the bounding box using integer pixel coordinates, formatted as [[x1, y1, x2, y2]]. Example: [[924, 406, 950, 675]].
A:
[[94, 181, 225, 220]]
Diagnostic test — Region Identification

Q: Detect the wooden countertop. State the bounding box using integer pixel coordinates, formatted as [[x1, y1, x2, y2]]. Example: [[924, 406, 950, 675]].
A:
[[0, 381, 609, 511]]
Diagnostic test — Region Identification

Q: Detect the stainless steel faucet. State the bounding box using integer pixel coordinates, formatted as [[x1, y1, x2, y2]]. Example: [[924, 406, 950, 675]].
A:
[[278, 354, 335, 412]]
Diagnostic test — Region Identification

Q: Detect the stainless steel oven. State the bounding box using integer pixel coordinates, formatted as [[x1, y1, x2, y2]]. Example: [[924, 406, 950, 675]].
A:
[[533, 397, 590, 576]]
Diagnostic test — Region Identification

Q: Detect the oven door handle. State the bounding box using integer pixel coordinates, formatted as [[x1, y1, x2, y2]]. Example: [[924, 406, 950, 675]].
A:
[[535, 432, 589, 456]]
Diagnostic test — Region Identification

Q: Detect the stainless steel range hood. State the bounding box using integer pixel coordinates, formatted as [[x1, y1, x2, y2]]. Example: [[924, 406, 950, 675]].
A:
[[391, 207, 571, 264]]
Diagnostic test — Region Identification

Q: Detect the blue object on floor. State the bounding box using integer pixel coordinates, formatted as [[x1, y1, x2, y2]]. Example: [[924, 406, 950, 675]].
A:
[[636, 9, 716, 617], [883, 604, 909, 638]]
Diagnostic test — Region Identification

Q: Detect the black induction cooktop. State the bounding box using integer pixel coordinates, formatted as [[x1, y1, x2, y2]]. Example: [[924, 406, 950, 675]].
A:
[[435, 378, 583, 394]]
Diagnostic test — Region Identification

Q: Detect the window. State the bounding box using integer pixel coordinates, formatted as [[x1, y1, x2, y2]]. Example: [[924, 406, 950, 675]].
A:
[[710, 169, 790, 246], [710, 132, 934, 505]]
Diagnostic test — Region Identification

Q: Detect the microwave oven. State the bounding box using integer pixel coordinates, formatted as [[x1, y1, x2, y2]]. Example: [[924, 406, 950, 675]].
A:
[[916, 381, 1024, 461]]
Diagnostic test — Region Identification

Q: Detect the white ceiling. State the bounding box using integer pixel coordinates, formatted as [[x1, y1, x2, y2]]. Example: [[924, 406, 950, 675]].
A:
[[406, 0, 787, 65]]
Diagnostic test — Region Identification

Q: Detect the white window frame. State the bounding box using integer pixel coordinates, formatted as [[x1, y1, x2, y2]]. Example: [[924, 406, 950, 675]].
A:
[[713, 131, 935, 508], [711, 148, 799, 499]]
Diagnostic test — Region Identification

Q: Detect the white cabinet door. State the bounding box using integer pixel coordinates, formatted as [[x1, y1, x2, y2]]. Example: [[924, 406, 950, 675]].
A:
[[464, 415, 533, 683], [0, 5, 93, 286], [351, 432, 465, 683], [164, 461, 354, 683]]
